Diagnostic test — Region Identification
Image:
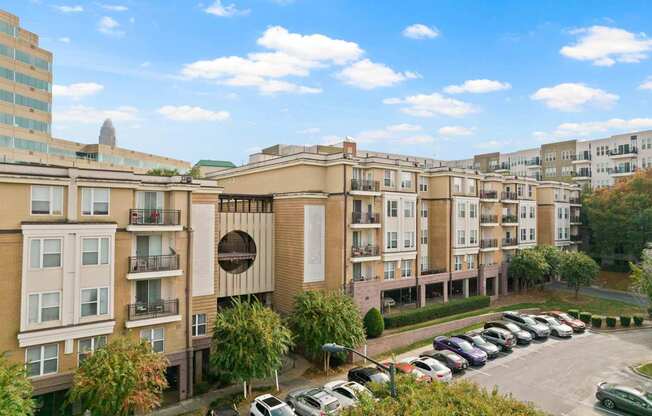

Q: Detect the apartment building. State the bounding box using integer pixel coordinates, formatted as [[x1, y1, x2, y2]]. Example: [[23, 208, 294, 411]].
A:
[[0, 162, 220, 413], [536, 181, 582, 249]]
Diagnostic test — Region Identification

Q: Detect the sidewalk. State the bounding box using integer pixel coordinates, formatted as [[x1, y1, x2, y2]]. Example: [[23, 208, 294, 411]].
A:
[[546, 281, 649, 306]]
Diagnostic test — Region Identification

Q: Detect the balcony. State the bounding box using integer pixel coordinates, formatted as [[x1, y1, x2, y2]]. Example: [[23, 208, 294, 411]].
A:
[[351, 245, 381, 261], [127, 209, 182, 231], [526, 157, 541, 167], [501, 191, 518, 202], [350, 179, 380, 194], [126, 299, 181, 328], [501, 214, 518, 224], [480, 214, 498, 225], [479, 190, 498, 200], [502, 237, 518, 248], [571, 152, 592, 164], [420, 268, 447, 276], [610, 166, 637, 177], [570, 216, 581, 224], [127, 254, 182, 280], [351, 212, 381, 228], [569, 197, 581, 205], [608, 147, 638, 158], [352, 275, 378, 282], [571, 170, 592, 180], [570, 234, 582, 242], [480, 239, 499, 250]]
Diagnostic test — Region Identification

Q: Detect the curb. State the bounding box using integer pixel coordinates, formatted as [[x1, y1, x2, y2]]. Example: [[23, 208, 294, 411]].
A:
[[631, 365, 652, 381], [589, 325, 652, 333]]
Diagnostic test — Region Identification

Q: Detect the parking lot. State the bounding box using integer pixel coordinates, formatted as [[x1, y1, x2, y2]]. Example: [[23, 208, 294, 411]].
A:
[[395, 328, 652, 415]]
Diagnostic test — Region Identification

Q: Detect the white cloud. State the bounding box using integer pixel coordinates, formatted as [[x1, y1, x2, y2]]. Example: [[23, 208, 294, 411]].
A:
[[560, 26, 652, 66], [58, 37, 71, 43], [444, 79, 511, 94], [639, 77, 652, 90], [336, 59, 417, 89], [402, 24, 439, 40], [55, 105, 138, 124], [53, 82, 104, 99], [297, 127, 321, 134], [552, 118, 652, 137], [222, 75, 322, 94], [438, 126, 475, 136], [383, 92, 477, 117], [398, 135, 435, 144], [530, 83, 618, 112], [205, 0, 250, 17], [157, 105, 230, 122], [386, 123, 422, 132], [474, 139, 511, 149], [98, 16, 124, 36], [100, 4, 128, 11], [53, 5, 83, 13]]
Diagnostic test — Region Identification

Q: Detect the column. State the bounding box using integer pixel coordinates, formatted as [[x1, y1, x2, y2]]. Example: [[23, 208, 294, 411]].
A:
[[463, 279, 469, 298], [494, 277, 500, 297], [443, 281, 448, 303]]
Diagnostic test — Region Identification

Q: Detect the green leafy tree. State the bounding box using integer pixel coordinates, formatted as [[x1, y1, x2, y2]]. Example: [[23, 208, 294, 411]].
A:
[[0, 354, 35, 416], [508, 249, 549, 291], [534, 245, 563, 287], [560, 251, 600, 299], [67, 337, 169, 416], [146, 168, 180, 177], [630, 247, 652, 314], [363, 307, 384, 338], [289, 291, 365, 371], [210, 298, 293, 396], [346, 375, 547, 416]]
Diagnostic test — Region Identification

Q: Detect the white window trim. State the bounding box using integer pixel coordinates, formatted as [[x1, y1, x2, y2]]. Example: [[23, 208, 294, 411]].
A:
[[80, 287, 110, 318], [77, 335, 107, 366], [30, 185, 63, 216], [192, 314, 207, 337], [81, 187, 110, 216], [28, 291, 61, 324], [25, 344, 58, 378], [141, 328, 165, 353], [81, 237, 110, 266], [29, 238, 63, 270]]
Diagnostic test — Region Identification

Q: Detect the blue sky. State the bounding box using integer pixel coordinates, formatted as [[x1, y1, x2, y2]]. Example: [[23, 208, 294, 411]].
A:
[[9, 0, 652, 164]]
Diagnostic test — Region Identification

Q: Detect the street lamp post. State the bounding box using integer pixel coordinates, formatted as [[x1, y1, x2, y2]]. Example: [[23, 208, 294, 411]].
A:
[[322, 343, 397, 398]]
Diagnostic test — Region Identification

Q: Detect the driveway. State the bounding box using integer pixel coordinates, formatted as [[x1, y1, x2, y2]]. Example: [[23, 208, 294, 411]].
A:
[[394, 329, 652, 415], [547, 281, 649, 306]]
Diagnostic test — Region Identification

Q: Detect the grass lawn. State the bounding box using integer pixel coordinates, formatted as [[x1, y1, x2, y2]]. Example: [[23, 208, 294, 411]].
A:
[[638, 363, 652, 378], [595, 271, 632, 292]]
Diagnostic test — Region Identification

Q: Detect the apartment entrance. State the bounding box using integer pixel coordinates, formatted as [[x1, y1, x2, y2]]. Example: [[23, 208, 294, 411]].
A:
[[468, 277, 479, 297], [381, 286, 418, 315], [162, 365, 180, 405], [425, 282, 445, 304], [486, 277, 496, 296], [34, 390, 72, 416]]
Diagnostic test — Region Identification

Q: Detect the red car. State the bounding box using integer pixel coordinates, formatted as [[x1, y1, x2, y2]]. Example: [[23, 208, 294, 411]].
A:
[[546, 311, 586, 333], [379, 362, 432, 383]]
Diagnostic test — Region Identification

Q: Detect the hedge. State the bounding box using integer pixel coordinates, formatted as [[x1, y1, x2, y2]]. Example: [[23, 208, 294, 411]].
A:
[[579, 312, 592, 324], [591, 316, 603, 328], [620, 316, 631, 327], [364, 308, 385, 338], [634, 316, 644, 327], [606, 316, 617, 328], [383, 296, 491, 329], [568, 309, 580, 319]]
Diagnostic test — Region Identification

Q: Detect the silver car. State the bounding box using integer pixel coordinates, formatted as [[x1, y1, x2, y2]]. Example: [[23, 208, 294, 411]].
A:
[[534, 315, 573, 338], [286, 388, 341, 416], [503, 311, 550, 339], [322, 380, 371, 408]]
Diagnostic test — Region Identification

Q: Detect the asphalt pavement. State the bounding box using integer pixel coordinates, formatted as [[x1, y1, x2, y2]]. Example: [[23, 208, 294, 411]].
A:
[[546, 281, 650, 306]]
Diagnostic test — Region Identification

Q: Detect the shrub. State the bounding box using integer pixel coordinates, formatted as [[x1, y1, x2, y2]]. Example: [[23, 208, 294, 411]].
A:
[[383, 296, 491, 329], [606, 316, 617, 328], [591, 316, 603, 328], [633, 316, 644, 326], [620, 316, 631, 327], [567, 309, 580, 319], [363, 308, 384, 338], [579, 312, 592, 324], [648, 307, 652, 318]]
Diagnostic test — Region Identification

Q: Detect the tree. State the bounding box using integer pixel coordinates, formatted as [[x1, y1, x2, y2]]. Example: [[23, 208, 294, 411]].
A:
[[146, 168, 181, 177], [0, 354, 35, 416], [508, 249, 549, 291], [345, 375, 547, 416], [534, 245, 563, 287], [289, 291, 366, 372], [363, 307, 384, 338], [630, 247, 652, 314], [560, 251, 600, 299], [210, 298, 293, 396], [67, 337, 169, 416]]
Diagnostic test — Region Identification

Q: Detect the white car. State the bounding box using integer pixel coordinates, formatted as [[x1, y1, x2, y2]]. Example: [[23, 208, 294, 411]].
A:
[[323, 380, 372, 408], [401, 356, 452, 382], [534, 315, 573, 338], [249, 394, 296, 416]]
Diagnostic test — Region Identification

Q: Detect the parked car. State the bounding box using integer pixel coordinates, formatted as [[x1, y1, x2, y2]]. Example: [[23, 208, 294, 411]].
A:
[[347, 367, 390, 386], [378, 361, 431, 383], [503, 311, 550, 339], [420, 349, 468, 373], [456, 333, 500, 359], [480, 327, 516, 351], [534, 315, 573, 338], [401, 356, 452, 382], [323, 380, 371, 408], [285, 388, 341, 416], [249, 394, 295, 416], [484, 321, 532, 344], [547, 311, 586, 333], [434, 336, 487, 366], [596, 382, 652, 415]]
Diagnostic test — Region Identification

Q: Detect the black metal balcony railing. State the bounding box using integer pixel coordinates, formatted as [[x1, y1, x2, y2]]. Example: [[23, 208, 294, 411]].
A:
[[571, 152, 592, 162], [129, 254, 179, 273], [569, 198, 581, 204], [501, 191, 517, 201], [351, 179, 380, 192], [480, 190, 498, 199], [570, 234, 582, 242], [127, 299, 178, 321], [502, 215, 518, 224], [480, 214, 498, 224], [352, 212, 381, 224], [129, 209, 181, 226], [572, 170, 592, 178], [608, 147, 638, 156], [352, 275, 378, 282], [420, 268, 447, 276], [526, 157, 541, 166], [570, 216, 581, 223], [502, 238, 518, 247], [351, 245, 380, 258], [480, 239, 498, 249], [609, 166, 637, 174]]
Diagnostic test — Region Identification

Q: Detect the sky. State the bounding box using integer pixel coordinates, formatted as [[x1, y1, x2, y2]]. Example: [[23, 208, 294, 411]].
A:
[[8, 0, 652, 165]]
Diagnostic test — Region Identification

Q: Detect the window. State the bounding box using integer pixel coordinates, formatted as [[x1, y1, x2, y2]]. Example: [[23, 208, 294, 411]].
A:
[[386, 232, 398, 249], [404, 201, 415, 217], [457, 230, 465, 245], [81, 188, 109, 215], [520, 208, 526, 219], [384, 262, 396, 280], [564, 207, 569, 219], [401, 260, 412, 278], [82, 237, 110, 265], [557, 208, 562, 219], [469, 203, 477, 218], [418, 176, 428, 192], [530, 228, 535, 240], [192, 314, 207, 337], [29, 238, 62, 269], [78, 336, 107, 364], [457, 202, 466, 218], [386, 200, 398, 217], [469, 229, 477, 245], [420, 230, 428, 245], [383, 170, 394, 187], [466, 255, 475, 270], [421, 256, 429, 272], [80, 287, 109, 317], [521, 228, 527, 241], [28, 292, 60, 324], [404, 231, 415, 248], [421, 206, 428, 218], [528, 185, 533, 198], [453, 177, 462, 193], [558, 228, 563, 239], [400, 172, 412, 189], [468, 180, 476, 194], [141, 328, 165, 353], [30, 185, 63, 215], [530, 207, 535, 218], [26, 344, 58, 377], [454, 255, 463, 271]]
